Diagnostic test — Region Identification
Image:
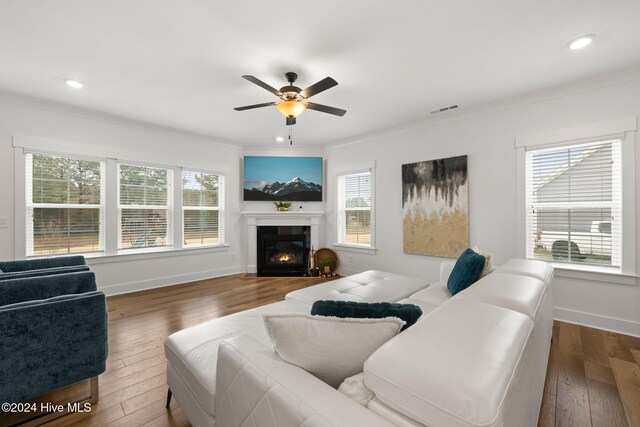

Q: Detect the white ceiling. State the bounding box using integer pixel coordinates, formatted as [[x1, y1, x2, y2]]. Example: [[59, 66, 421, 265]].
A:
[[1, 0, 639, 146]]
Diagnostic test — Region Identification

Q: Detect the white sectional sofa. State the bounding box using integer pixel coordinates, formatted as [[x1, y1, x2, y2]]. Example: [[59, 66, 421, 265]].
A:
[[164, 259, 554, 427]]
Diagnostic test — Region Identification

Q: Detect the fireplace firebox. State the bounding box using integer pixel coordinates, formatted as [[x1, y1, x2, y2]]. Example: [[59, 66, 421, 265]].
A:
[[257, 226, 310, 276]]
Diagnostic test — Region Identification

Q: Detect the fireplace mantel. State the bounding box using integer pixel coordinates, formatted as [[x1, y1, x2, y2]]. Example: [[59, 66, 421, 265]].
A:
[[241, 211, 324, 273]]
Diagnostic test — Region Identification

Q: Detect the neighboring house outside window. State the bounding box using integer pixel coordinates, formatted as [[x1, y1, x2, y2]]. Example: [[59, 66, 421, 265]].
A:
[[182, 171, 224, 247], [525, 139, 622, 268], [25, 153, 105, 256], [336, 169, 374, 247]]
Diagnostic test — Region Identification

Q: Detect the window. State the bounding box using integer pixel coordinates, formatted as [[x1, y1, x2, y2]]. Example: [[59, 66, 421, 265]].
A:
[[25, 153, 104, 256], [525, 139, 621, 268], [118, 164, 173, 250], [182, 171, 224, 246], [337, 170, 373, 247], [22, 148, 228, 258]]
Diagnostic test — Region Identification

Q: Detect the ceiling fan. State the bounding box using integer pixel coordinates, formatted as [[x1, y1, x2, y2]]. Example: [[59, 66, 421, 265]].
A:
[[234, 72, 347, 126]]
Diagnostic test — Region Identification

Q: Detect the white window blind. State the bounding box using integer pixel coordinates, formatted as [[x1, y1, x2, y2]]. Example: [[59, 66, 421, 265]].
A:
[[182, 171, 224, 246], [525, 139, 622, 268], [118, 163, 173, 250], [337, 170, 372, 246], [25, 153, 105, 256]]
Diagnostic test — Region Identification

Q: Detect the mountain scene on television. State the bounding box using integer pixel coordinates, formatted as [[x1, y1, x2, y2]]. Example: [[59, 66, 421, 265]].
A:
[[244, 156, 323, 201]]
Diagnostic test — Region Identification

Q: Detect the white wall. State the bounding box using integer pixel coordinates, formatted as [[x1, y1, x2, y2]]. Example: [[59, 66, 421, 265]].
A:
[[325, 75, 640, 337], [0, 93, 244, 295]]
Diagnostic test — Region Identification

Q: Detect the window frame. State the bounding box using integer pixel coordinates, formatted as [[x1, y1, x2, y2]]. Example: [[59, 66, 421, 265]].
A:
[[334, 164, 376, 251], [16, 144, 229, 260], [25, 151, 106, 257], [181, 169, 226, 248], [524, 139, 621, 269], [516, 118, 637, 277]]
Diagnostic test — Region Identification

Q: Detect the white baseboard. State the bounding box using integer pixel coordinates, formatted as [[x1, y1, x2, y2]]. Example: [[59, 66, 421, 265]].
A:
[[99, 265, 245, 296], [554, 306, 640, 338]]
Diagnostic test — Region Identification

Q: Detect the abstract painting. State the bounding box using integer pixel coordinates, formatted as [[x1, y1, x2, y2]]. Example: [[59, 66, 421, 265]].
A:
[[402, 155, 468, 258]]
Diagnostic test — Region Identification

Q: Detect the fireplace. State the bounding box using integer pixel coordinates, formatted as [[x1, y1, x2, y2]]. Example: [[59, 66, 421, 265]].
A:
[[257, 226, 310, 276]]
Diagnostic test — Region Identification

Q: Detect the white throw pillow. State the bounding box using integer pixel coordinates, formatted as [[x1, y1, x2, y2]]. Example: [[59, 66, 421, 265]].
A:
[[338, 372, 375, 406], [473, 246, 493, 277], [263, 314, 405, 388]]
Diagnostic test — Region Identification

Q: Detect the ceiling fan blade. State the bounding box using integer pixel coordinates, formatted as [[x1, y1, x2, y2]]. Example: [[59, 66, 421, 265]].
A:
[[301, 77, 338, 98], [305, 102, 347, 117], [234, 102, 276, 111], [242, 75, 281, 96]]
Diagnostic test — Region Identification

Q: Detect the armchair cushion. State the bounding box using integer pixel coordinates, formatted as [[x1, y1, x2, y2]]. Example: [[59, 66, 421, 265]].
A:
[[0, 265, 90, 281], [0, 256, 86, 273], [0, 291, 108, 403], [0, 271, 97, 306]]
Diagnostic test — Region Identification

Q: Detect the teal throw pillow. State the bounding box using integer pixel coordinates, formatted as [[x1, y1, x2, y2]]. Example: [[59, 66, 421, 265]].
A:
[[447, 248, 486, 295], [310, 300, 423, 331]]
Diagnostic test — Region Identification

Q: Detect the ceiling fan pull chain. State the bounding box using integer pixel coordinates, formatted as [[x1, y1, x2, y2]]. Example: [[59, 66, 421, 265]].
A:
[[288, 126, 293, 145]]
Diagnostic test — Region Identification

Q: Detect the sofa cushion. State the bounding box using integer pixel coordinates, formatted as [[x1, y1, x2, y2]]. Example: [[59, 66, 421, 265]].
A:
[[264, 313, 405, 388], [495, 258, 554, 285], [215, 336, 396, 427], [447, 249, 486, 295], [164, 299, 311, 417], [286, 270, 430, 305], [364, 299, 533, 427], [311, 300, 422, 330], [405, 281, 452, 306], [456, 272, 546, 319]]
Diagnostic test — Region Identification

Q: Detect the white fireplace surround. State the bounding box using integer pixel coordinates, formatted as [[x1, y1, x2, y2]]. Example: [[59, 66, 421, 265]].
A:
[[241, 211, 324, 274]]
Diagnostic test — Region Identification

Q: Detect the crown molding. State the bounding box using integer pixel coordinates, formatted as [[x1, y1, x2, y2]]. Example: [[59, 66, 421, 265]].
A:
[[326, 66, 640, 150], [0, 89, 243, 149]]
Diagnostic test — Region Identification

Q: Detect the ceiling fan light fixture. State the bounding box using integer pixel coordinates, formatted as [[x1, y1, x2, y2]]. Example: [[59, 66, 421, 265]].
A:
[[276, 100, 306, 118]]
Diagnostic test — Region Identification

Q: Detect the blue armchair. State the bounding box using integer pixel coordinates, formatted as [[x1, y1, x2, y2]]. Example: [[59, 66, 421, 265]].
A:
[[0, 255, 90, 280], [0, 257, 108, 406]]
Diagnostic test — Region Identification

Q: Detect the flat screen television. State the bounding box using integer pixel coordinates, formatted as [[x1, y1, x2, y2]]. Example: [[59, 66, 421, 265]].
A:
[[243, 156, 323, 201]]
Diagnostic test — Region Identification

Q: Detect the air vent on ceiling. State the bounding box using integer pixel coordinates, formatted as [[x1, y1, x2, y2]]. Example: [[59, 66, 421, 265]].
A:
[[430, 104, 459, 114]]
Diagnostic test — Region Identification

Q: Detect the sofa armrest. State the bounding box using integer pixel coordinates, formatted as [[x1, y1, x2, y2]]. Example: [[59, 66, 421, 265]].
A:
[[440, 260, 456, 282], [0, 265, 90, 281], [0, 256, 86, 273], [0, 291, 108, 403], [0, 271, 97, 306], [215, 335, 394, 427]]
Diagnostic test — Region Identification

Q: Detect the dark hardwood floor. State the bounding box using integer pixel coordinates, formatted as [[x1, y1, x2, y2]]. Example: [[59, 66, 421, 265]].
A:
[[41, 274, 328, 427], [35, 274, 639, 427], [539, 321, 640, 427]]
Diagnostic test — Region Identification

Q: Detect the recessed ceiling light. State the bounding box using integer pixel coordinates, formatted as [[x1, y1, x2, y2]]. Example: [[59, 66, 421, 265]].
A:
[[275, 137, 284, 143], [64, 79, 84, 89], [568, 35, 594, 50]]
